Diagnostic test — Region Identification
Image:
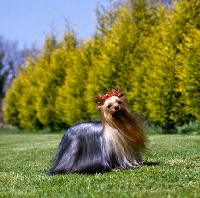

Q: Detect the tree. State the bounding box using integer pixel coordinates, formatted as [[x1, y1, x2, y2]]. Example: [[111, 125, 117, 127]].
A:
[[0, 36, 24, 97], [172, 0, 200, 122], [0, 36, 25, 124]]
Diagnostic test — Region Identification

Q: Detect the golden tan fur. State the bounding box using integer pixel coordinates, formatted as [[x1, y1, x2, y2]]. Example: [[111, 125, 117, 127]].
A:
[[94, 85, 147, 167]]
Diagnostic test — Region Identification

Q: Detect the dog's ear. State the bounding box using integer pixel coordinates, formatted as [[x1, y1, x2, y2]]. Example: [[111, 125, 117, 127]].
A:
[[93, 95, 104, 107], [115, 85, 124, 98], [115, 85, 128, 105]]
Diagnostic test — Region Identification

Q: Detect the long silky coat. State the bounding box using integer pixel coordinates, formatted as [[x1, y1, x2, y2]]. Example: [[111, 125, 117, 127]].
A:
[[47, 86, 147, 175]]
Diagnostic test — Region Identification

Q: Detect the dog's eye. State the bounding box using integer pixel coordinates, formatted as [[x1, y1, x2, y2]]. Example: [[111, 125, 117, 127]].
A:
[[107, 104, 111, 109], [118, 101, 122, 104]]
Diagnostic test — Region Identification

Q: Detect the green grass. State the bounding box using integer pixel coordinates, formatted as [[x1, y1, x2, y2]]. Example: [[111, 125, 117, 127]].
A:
[[0, 131, 200, 198]]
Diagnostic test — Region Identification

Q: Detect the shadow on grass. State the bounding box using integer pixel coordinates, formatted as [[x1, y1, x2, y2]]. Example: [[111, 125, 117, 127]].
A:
[[144, 161, 162, 166]]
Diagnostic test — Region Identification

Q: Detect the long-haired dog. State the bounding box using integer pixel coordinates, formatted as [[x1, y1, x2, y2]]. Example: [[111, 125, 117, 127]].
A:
[[47, 86, 147, 175]]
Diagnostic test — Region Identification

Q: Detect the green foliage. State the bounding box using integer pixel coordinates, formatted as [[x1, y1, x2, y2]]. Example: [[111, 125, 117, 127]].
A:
[[5, 34, 78, 130], [172, 0, 200, 122], [35, 48, 69, 130], [1, 133, 200, 197], [55, 47, 89, 126], [4, 74, 24, 128], [4, 0, 200, 132], [176, 121, 200, 135]]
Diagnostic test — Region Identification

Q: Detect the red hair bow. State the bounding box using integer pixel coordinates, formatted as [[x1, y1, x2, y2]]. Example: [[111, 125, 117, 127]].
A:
[[102, 91, 118, 101]]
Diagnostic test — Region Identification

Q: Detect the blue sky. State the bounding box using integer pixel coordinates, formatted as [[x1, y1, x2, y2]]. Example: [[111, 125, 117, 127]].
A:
[[0, 0, 108, 49]]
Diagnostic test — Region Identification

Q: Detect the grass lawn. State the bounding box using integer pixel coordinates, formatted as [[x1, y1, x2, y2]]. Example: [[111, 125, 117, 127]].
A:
[[0, 130, 200, 198]]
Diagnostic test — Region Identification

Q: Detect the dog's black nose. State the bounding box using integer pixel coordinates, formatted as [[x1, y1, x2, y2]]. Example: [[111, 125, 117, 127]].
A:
[[115, 106, 119, 111]]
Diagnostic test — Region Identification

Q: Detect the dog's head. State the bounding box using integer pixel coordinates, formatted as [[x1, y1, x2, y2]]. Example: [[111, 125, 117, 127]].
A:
[[93, 86, 128, 118]]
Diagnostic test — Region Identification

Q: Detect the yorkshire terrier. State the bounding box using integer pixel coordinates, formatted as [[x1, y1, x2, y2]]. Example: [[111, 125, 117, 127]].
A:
[[47, 86, 147, 175]]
